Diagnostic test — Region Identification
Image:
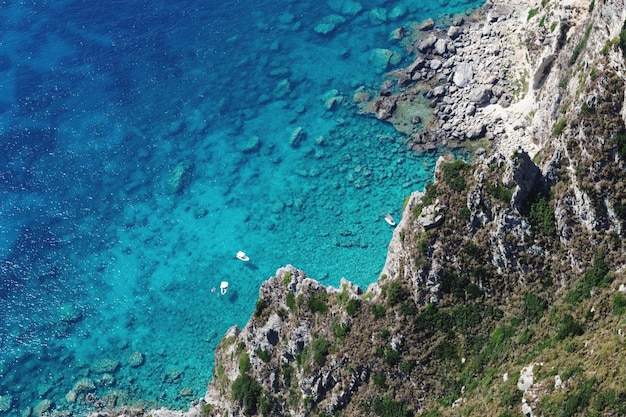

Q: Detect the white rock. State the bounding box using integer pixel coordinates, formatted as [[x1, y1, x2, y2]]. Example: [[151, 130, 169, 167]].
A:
[[453, 63, 473, 88]]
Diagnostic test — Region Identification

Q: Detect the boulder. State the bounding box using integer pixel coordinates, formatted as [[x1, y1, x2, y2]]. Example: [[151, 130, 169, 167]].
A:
[[417, 34, 437, 52], [314, 15, 346, 35], [453, 63, 473, 88], [369, 48, 401, 73], [372, 96, 396, 120], [289, 127, 306, 147], [92, 358, 120, 374], [466, 123, 486, 140], [388, 4, 407, 21], [33, 400, 52, 416], [241, 135, 262, 153], [167, 163, 192, 194], [429, 58, 442, 70], [128, 351, 145, 367], [73, 377, 96, 394], [418, 203, 444, 230], [419, 18, 435, 31], [0, 395, 11, 412], [327, 0, 362, 16], [434, 38, 447, 55], [448, 25, 462, 39], [469, 85, 493, 105], [406, 56, 426, 74]]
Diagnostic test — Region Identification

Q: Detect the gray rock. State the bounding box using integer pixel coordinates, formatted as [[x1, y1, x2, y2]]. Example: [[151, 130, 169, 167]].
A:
[[289, 127, 306, 147], [453, 63, 473, 88], [448, 25, 462, 40], [429, 58, 442, 70], [434, 38, 448, 55], [406, 56, 426, 74], [431, 86, 446, 97], [417, 34, 437, 52], [469, 85, 493, 105], [466, 123, 486, 140], [419, 18, 435, 31], [418, 203, 444, 230]]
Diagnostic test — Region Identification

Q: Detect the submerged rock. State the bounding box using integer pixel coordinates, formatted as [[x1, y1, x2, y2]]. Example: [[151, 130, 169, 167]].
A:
[[369, 48, 402, 73], [289, 127, 306, 147], [92, 358, 120, 374], [167, 163, 193, 195], [314, 15, 346, 35], [127, 351, 145, 368], [0, 395, 11, 412]]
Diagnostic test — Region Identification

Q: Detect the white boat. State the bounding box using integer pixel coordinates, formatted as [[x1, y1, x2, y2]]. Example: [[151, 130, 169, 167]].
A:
[[384, 214, 396, 226], [236, 251, 249, 262], [220, 281, 229, 295]]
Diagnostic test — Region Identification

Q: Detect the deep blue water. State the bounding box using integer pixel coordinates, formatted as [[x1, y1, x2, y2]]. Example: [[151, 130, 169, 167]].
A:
[[0, 0, 484, 415]]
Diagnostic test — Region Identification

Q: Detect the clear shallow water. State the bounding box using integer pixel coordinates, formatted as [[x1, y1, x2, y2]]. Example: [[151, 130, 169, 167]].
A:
[[0, 0, 484, 415]]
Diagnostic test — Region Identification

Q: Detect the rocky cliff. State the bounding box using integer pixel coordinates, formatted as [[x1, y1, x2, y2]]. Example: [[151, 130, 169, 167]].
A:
[[91, 0, 626, 416]]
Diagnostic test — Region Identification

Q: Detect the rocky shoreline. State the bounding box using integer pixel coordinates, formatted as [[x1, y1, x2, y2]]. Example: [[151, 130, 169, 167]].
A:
[[88, 0, 620, 415], [364, 0, 547, 158]]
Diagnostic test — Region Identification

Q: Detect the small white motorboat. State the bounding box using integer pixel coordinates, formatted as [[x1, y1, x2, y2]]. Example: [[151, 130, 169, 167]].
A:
[[236, 251, 249, 262], [384, 214, 396, 226], [220, 281, 229, 295]]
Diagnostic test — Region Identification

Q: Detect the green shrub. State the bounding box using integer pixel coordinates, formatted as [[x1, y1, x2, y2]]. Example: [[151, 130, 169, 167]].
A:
[[400, 300, 418, 315], [552, 119, 567, 137], [529, 196, 556, 237], [281, 365, 294, 387], [423, 182, 437, 205], [372, 372, 387, 388], [594, 389, 626, 413], [312, 337, 331, 366], [466, 283, 483, 299], [613, 292, 626, 315], [616, 131, 626, 159], [346, 298, 361, 316], [561, 378, 596, 417], [331, 320, 350, 339], [527, 8, 539, 21], [371, 395, 411, 417], [452, 303, 482, 330], [414, 303, 453, 334], [484, 181, 513, 203], [523, 292, 548, 323], [307, 292, 328, 314], [282, 271, 293, 285], [440, 269, 470, 299], [231, 373, 262, 415], [384, 347, 401, 367], [400, 359, 415, 373], [259, 394, 272, 416], [490, 326, 515, 346], [385, 281, 410, 306], [442, 160, 468, 192], [569, 24, 593, 66], [201, 403, 213, 417], [556, 314, 583, 340], [255, 348, 271, 363], [372, 304, 387, 318], [286, 292, 296, 310], [239, 353, 251, 373], [254, 298, 269, 318]]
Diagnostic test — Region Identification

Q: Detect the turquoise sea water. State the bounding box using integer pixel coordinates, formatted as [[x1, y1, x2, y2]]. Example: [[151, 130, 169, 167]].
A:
[[0, 0, 484, 415]]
